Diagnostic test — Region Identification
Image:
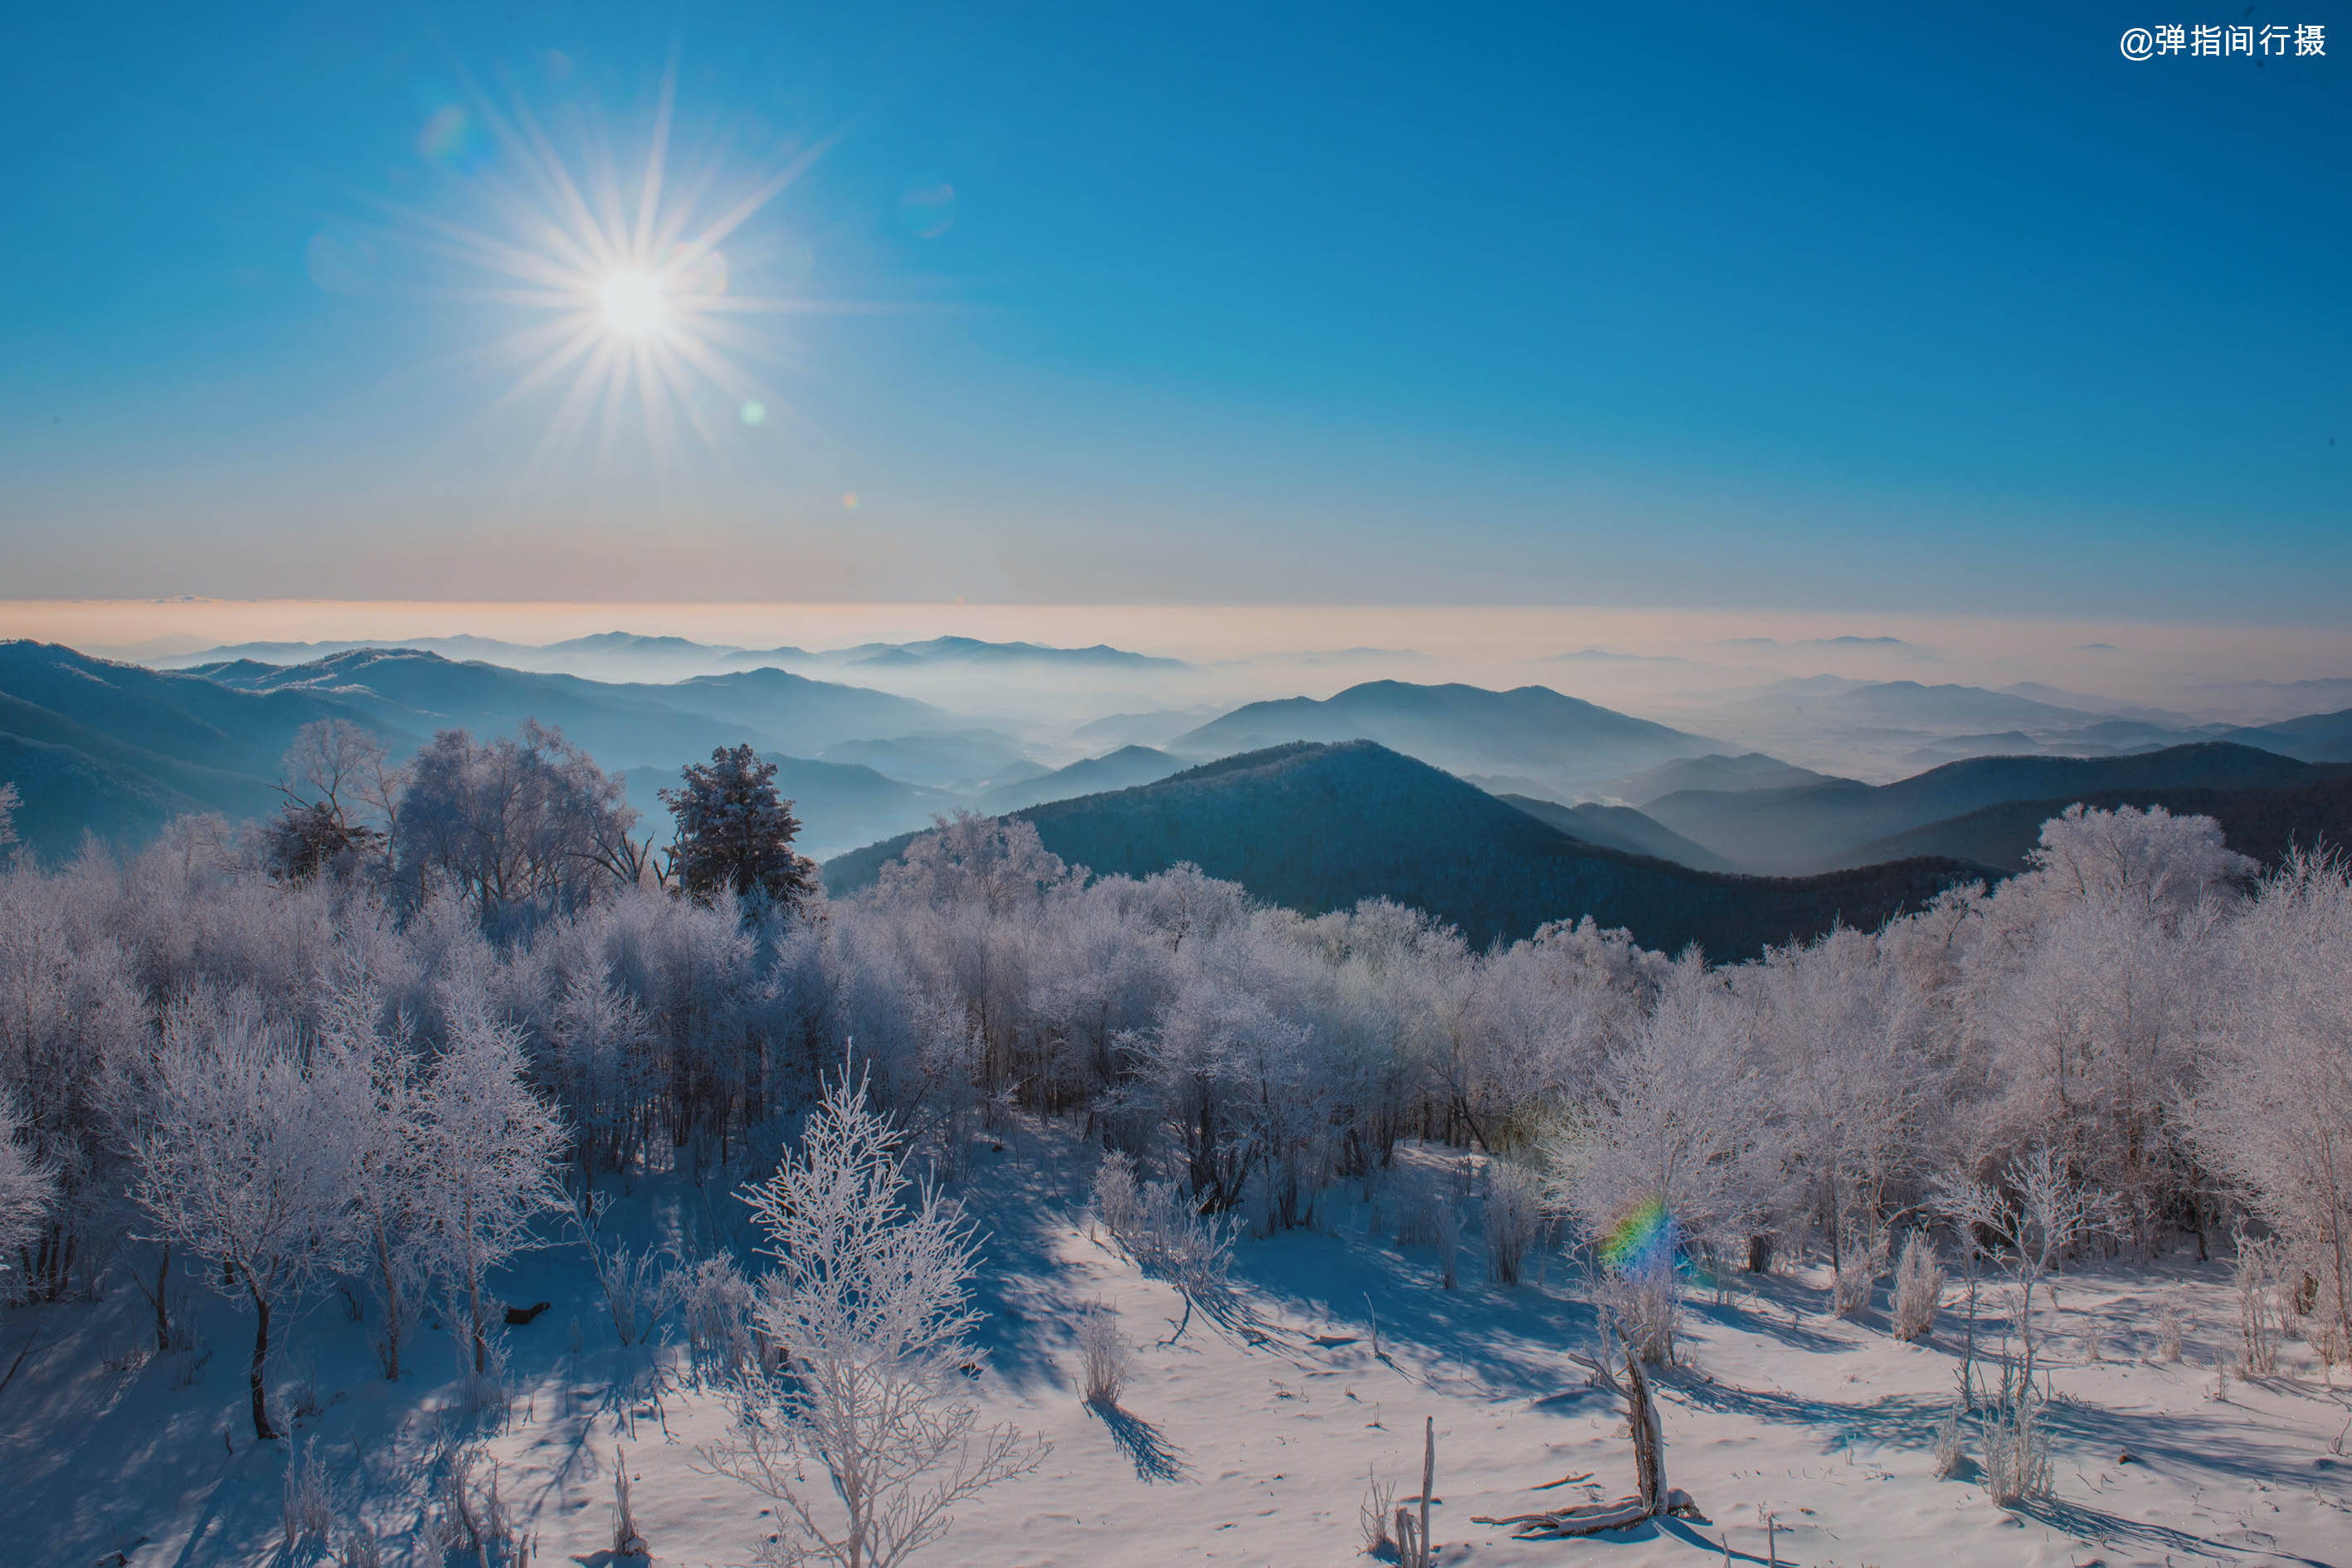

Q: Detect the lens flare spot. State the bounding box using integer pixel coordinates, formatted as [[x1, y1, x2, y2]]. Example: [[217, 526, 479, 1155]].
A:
[[598, 270, 666, 335], [670, 246, 729, 299], [842, 492, 860, 509], [1600, 1198, 1677, 1276], [416, 105, 471, 164], [739, 401, 767, 426]]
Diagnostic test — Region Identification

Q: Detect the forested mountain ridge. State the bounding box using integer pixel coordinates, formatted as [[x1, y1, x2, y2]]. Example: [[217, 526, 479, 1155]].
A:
[[1645, 741, 2332, 874], [824, 741, 1999, 957], [1835, 772, 2352, 871], [1497, 792, 1741, 872]]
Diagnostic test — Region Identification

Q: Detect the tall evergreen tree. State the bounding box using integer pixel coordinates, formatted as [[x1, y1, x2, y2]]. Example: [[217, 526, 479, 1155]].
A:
[[661, 743, 819, 913]]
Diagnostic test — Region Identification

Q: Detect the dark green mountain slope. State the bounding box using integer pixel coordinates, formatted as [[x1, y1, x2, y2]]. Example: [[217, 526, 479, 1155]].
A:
[[1497, 793, 1741, 873], [1646, 743, 2326, 874], [1837, 773, 2352, 871], [825, 742, 1996, 959]]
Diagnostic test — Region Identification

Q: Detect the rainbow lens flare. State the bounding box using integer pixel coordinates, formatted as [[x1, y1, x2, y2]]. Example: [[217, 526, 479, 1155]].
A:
[[1600, 1198, 1676, 1275]]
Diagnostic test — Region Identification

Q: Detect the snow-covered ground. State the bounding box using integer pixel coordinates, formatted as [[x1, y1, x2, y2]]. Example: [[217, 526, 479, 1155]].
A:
[[5, 1132, 2347, 1568]]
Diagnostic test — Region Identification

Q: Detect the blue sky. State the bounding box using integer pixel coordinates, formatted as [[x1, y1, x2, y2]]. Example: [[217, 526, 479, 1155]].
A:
[[1, 1, 2345, 616]]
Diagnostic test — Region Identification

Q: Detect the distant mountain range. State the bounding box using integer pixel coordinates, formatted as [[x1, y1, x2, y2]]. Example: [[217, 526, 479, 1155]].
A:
[[0, 641, 414, 856], [191, 649, 951, 770], [824, 741, 1996, 958], [1166, 680, 1722, 795], [1645, 742, 2340, 875], [0, 641, 971, 857], [149, 631, 1184, 678], [1605, 752, 1839, 805]]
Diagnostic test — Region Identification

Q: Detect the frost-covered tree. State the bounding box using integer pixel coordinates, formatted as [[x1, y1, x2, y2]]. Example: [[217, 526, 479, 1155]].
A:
[[390, 722, 645, 926], [0, 781, 18, 857], [2189, 851, 2352, 1356], [712, 1065, 1046, 1568], [261, 720, 394, 884], [0, 1088, 56, 1279], [415, 994, 568, 1375], [1752, 927, 1937, 1310], [130, 994, 366, 1439], [1549, 952, 1764, 1274], [661, 743, 818, 914], [316, 967, 429, 1378]]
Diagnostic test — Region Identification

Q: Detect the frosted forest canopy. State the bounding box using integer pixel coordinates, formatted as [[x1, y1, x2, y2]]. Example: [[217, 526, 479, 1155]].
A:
[[2, 715, 2349, 1397]]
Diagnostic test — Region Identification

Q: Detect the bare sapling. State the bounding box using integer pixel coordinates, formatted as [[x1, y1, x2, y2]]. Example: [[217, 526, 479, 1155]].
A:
[[1392, 1417, 1436, 1568], [1936, 1149, 2111, 1506], [707, 1064, 1048, 1568], [2235, 1234, 2286, 1376]]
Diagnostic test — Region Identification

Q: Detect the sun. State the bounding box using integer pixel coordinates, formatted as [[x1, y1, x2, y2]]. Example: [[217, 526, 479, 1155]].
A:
[[387, 68, 839, 470], [597, 270, 666, 337]]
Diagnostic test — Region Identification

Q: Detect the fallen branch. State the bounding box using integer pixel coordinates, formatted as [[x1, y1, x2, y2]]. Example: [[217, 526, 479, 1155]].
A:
[[1530, 1470, 1596, 1491], [1473, 1488, 1705, 1538]]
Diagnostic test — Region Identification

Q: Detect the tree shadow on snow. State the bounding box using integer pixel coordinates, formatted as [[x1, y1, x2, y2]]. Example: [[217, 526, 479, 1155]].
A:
[[1086, 1395, 1191, 1483], [2014, 1497, 2330, 1566]]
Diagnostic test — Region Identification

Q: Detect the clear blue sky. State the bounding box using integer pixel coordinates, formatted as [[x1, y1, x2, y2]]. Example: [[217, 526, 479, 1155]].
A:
[[2, 1, 2345, 616]]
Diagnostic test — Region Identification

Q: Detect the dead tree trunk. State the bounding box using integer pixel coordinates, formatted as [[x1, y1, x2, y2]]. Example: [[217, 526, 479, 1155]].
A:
[[1624, 1346, 1665, 1515], [1395, 1416, 1436, 1568]]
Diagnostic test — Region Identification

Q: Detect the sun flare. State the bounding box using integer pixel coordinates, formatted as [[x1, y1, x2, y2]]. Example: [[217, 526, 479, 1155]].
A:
[[597, 270, 666, 337], [391, 71, 835, 470]]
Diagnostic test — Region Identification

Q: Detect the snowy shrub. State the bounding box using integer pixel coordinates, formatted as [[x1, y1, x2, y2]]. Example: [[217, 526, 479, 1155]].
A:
[[1931, 1400, 1965, 1479], [1392, 1180, 1439, 1249], [1358, 1467, 1398, 1555], [1074, 1301, 1132, 1407], [334, 1526, 386, 1568], [1096, 1161, 1236, 1301], [1832, 1233, 1887, 1319], [594, 1241, 681, 1348], [709, 1068, 1047, 1568], [431, 1440, 527, 1566], [1092, 1153, 1140, 1240], [280, 1436, 334, 1555], [611, 1446, 645, 1558], [1890, 1232, 1945, 1342], [1599, 1252, 1680, 1364], [678, 1253, 759, 1379], [2154, 1293, 2189, 1362], [275, 1360, 325, 1424], [1979, 1390, 2052, 1506], [1483, 1163, 1545, 1287]]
